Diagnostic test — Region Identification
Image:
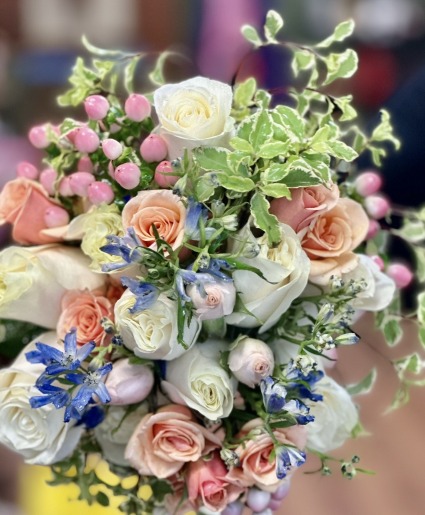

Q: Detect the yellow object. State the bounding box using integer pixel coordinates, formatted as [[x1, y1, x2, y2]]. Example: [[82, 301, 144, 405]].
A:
[[136, 484, 153, 502]]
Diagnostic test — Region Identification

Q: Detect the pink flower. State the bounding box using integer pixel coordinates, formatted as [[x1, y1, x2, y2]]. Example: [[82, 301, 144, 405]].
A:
[[0, 178, 64, 245], [105, 358, 154, 405], [228, 337, 274, 388], [57, 289, 113, 346], [187, 279, 236, 320], [125, 404, 221, 478], [226, 418, 306, 492], [269, 183, 340, 233], [122, 189, 186, 251], [187, 452, 244, 512]]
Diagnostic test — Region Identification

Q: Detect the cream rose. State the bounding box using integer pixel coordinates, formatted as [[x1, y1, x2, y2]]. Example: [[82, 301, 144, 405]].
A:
[[187, 279, 236, 320], [225, 223, 310, 332], [115, 290, 200, 360], [162, 339, 237, 420], [306, 376, 358, 453], [0, 245, 105, 328], [122, 190, 186, 251], [125, 404, 222, 478], [95, 404, 149, 466], [154, 76, 234, 159], [0, 332, 83, 465], [228, 337, 275, 388]]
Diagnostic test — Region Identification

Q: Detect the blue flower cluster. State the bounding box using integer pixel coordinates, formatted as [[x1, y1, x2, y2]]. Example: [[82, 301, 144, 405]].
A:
[[26, 328, 112, 425]]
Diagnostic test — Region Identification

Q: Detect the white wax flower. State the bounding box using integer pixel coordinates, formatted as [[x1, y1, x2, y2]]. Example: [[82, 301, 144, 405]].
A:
[[115, 290, 201, 360]]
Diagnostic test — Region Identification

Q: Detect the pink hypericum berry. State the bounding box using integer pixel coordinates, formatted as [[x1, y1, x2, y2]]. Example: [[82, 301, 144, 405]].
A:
[[77, 156, 94, 173], [102, 138, 123, 160], [271, 482, 290, 501], [40, 168, 58, 195], [84, 95, 110, 120], [114, 163, 140, 190], [124, 94, 151, 122], [140, 134, 168, 163], [74, 127, 100, 153], [154, 160, 178, 188], [364, 194, 390, 220], [59, 176, 73, 197], [44, 206, 70, 228], [386, 263, 413, 289], [370, 255, 385, 270], [69, 171, 96, 197], [246, 489, 271, 513], [354, 171, 383, 197], [366, 219, 380, 240], [16, 161, 39, 180], [221, 502, 244, 515], [108, 161, 115, 179], [28, 124, 49, 148], [88, 181, 114, 205]]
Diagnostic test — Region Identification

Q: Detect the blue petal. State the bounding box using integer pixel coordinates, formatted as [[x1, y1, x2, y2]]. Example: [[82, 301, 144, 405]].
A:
[[96, 363, 113, 376], [30, 395, 55, 409], [34, 343, 64, 363], [65, 372, 86, 385], [94, 381, 111, 404], [72, 385, 95, 413], [79, 406, 105, 429], [76, 341, 96, 362], [64, 328, 77, 356]]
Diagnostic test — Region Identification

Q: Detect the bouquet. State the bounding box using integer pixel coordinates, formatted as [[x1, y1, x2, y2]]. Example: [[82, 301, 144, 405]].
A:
[[0, 9, 424, 515]]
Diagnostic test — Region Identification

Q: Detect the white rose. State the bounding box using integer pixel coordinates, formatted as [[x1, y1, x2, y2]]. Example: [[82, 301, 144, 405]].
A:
[[225, 223, 310, 332], [115, 290, 201, 360], [228, 337, 275, 388], [0, 332, 83, 465], [154, 76, 234, 160], [94, 404, 148, 466], [306, 376, 358, 453], [0, 245, 105, 328], [162, 339, 237, 420], [187, 279, 236, 320], [342, 254, 396, 311]]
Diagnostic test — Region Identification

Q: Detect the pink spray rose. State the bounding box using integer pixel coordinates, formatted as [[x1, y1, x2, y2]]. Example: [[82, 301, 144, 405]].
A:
[[125, 404, 222, 478], [105, 358, 154, 405], [187, 278, 236, 320], [228, 337, 275, 388]]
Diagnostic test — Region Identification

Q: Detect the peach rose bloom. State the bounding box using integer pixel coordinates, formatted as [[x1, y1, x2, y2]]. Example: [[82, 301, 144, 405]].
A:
[[0, 178, 63, 245], [125, 404, 221, 478], [57, 289, 113, 346], [187, 452, 244, 512], [300, 198, 369, 285], [269, 183, 340, 233], [122, 189, 186, 251], [226, 418, 306, 492]]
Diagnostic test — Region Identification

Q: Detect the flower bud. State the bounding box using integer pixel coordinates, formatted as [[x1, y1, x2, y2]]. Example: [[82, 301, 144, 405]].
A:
[[246, 489, 271, 513], [44, 206, 70, 228], [271, 481, 291, 500], [69, 171, 96, 197], [228, 337, 274, 388], [74, 127, 100, 153], [59, 176, 73, 197], [102, 138, 123, 160], [187, 279, 236, 321], [154, 160, 178, 188], [124, 93, 151, 122], [354, 171, 383, 196], [386, 263, 413, 289], [140, 134, 168, 163], [105, 358, 154, 405], [77, 156, 94, 173], [366, 219, 380, 240], [28, 124, 49, 148], [84, 95, 110, 120], [364, 195, 390, 220], [40, 168, 58, 195], [88, 181, 114, 205], [370, 255, 385, 271], [16, 161, 39, 180], [114, 163, 141, 190]]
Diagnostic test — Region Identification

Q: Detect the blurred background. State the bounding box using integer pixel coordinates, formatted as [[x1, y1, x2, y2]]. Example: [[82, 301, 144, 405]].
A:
[[0, 0, 424, 514]]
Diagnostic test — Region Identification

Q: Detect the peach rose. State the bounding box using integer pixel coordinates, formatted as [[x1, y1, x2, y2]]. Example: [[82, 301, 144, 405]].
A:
[[270, 183, 340, 233], [122, 190, 186, 251], [187, 452, 244, 512], [125, 404, 221, 478], [0, 178, 64, 245], [226, 418, 306, 492], [300, 198, 369, 285], [57, 289, 113, 346]]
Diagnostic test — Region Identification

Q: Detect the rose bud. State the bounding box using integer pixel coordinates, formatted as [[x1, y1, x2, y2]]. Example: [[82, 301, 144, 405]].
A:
[[105, 358, 154, 405], [354, 171, 383, 197], [187, 279, 236, 321], [125, 93, 151, 122], [28, 124, 49, 148], [44, 206, 70, 228], [84, 94, 110, 120], [386, 263, 413, 289], [140, 134, 168, 163], [246, 489, 272, 513], [88, 181, 114, 204], [114, 162, 141, 190], [154, 160, 178, 188], [74, 127, 100, 153], [40, 168, 58, 195], [102, 138, 123, 160], [364, 195, 390, 220], [17, 161, 39, 180], [69, 171, 95, 197], [228, 337, 275, 388]]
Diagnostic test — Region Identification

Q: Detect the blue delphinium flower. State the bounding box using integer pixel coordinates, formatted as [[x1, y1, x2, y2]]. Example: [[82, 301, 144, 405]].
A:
[[120, 276, 159, 313], [285, 363, 324, 402], [185, 198, 208, 239], [198, 258, 233, 282], [100, 227, 144, 272], [276, 445, 306, 479], [29, 383, 70, 410], [175, 269, 216, 303]]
